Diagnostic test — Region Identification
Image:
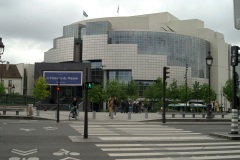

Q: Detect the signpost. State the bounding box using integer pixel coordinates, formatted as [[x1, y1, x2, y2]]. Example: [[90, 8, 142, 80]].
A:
[[43, 71, 83, 86]]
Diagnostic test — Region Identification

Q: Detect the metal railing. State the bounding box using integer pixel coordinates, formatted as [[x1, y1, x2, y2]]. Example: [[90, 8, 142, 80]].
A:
[[0, 94, 36, 106]]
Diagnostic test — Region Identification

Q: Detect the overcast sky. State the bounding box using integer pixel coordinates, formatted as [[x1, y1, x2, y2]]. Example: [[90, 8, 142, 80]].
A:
[[0, 0, 239, 64]]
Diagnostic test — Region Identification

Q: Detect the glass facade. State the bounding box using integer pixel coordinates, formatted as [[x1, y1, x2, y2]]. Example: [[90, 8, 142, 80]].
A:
[[82, 21, 210, 97], [109, 31, 210, 78], [86, 21, 112, 35], [108, 70, 132, 84]]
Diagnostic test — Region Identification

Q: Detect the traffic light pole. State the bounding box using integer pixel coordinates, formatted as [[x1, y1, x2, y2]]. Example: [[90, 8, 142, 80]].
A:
[[162, 67, 170, 123], [231, 46, 239, 134], [84, 68, 89, 139], [232, 66, 238, 134]]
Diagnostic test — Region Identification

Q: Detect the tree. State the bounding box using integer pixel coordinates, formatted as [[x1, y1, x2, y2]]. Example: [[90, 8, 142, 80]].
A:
[[191, 81, 201, 100], [178, 83, 192, 103], [127, 80, 139, 100], [88, 84, 105, 111], [199, 83, 215, 103], [222, 78, 233, 103], [144, 77, 163, 112], [0, 83, 5, 95], [167, 79, 179, 104], [33, 76, 49, 101]]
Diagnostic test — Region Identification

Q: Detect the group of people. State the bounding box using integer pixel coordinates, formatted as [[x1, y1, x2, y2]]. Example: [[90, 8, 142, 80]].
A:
[[108, 96, 148, 118]]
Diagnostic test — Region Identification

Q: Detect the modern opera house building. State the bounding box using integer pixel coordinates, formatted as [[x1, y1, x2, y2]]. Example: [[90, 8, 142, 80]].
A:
[[44, 12, 230, 101]]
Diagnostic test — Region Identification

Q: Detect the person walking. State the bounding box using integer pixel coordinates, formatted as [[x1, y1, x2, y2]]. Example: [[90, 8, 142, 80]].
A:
[[108, 97, 114, 119]]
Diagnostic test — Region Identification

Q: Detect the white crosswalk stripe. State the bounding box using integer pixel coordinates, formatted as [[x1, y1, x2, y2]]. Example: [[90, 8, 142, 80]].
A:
[[69, 124, 214, 141], [70, 123, 240, 159], [96, 142, 240, 160]]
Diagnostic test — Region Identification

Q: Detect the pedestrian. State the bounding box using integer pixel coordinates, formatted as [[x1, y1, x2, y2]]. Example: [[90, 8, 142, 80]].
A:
[[70, 97, 78, 118], [108, 97, 114, 118]]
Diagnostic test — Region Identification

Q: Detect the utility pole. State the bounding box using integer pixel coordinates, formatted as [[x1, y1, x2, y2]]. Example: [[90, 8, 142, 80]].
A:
[[84, 68, 89, 139], [231, 46, 239, 134]]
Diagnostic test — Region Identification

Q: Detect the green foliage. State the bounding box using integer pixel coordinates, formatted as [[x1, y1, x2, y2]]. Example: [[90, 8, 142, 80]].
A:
[[177, 84, 191, 103], [33, 76, 49, 101], [167, 79, 179, 103], [222, 78, 233, 103], [105, 80, 121, 99], [88, 84, 105, 104], [144, 77, 163, 111], [0, 83, 5, 95], [199, 83, 215, 103], [191, 81, 201, 100], [127, 80, 139, 100]]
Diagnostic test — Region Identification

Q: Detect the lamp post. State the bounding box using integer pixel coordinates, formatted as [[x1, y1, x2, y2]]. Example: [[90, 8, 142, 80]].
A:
[[206, 52, 213, 119]]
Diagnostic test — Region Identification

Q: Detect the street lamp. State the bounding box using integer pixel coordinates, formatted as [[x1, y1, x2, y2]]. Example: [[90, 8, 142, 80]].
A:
[[0, 37, 5, 57], [206, 52, 213, 119]]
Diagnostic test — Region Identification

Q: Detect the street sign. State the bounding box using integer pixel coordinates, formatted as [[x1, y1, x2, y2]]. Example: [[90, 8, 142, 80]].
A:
[[234, 0, 240, 30], [43, 71, 83, 86]]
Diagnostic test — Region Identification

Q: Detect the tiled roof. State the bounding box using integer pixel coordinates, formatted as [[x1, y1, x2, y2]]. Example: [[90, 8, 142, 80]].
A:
[[0, 64, 22, 78]]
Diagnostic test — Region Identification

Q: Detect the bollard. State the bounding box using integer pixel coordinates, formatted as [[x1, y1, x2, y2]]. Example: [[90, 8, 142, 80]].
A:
[[36, 110, 40, 116], [93, 111, 96, 119], [128, 112, 131, 120], [192, 114, 195, 118], [202, 114, 205, 118], [145, 111, 148, 118], [182, 114, 185, 118]]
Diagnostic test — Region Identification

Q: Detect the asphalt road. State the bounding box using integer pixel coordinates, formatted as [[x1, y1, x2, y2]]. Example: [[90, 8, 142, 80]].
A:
[[0, 120, 110, 160], [1, 119, 240, 160]]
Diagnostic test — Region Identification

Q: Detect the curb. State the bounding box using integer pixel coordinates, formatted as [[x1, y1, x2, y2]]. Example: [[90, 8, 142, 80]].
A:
[[209, 132, 240, 140]]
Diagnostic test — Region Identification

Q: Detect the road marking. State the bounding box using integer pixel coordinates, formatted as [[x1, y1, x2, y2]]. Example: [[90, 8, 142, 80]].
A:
[[19, 128, 35, 132], [11, 149, 37, 156], [43, 126, 58, 130], [53, 149, 80, 156], [60, 157, 80, 160], [96, 141, 240, 147], [98, 136, 214, 141]]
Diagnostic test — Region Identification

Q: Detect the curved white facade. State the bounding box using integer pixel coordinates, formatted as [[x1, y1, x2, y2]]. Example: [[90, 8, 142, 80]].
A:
[[44, 12, 230, 102]]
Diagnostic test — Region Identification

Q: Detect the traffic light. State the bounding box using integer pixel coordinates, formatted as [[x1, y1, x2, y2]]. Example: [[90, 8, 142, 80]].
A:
[[85, 82, 92, 89], [163, 67, 170, 80], [231, 46, 239, 66], [56, 86, 60, 91]]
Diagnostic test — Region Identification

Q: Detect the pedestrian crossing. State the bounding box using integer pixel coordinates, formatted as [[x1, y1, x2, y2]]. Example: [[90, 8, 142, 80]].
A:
[[96, 142, 240, 160], [69, 123, 240, 159], [69, 123, 216, 141]]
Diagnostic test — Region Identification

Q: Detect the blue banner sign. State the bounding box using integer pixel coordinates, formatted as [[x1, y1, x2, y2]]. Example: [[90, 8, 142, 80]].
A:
[[43, 71, 83, 86]]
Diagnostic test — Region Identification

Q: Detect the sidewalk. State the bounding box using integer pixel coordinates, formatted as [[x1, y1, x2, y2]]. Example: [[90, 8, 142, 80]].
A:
[[0, 108, 232, 123]]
